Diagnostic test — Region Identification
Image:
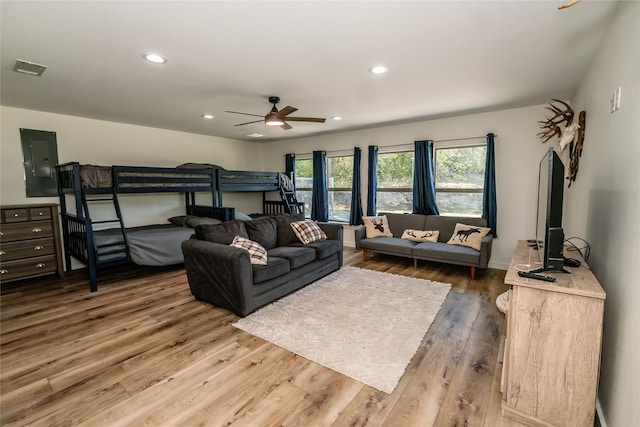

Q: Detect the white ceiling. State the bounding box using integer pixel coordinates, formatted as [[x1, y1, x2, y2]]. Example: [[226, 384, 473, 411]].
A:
[[1, 1, 618, 142]]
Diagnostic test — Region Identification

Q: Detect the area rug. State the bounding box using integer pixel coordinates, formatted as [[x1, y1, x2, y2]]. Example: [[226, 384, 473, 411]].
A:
[[233, 266, 451, 393]]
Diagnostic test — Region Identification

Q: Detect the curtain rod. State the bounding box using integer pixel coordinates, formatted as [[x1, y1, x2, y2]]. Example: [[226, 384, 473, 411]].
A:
[[286, 134, 496, 157]]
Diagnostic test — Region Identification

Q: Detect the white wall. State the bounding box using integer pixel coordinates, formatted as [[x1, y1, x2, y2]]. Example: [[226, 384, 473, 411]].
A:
[[565, 2, 639, 426], [0, 106, 265, 224], [263, 105, 556, 269]]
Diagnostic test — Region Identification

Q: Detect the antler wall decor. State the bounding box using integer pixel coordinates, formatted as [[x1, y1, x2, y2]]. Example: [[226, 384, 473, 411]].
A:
[[558, 0, 582, 10], [537, 99, 587, 186]]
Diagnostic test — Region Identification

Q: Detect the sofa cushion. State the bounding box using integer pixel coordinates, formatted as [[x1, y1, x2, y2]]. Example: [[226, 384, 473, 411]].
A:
[[363, 215, 393, 237], [288, 239, 341, 260], [401, 229, 439, 242], [275, 213, 306, 246], [412, 241, 481, 265], [267, 246, 317, 269], [252, 256, 290, 284], [290, 220, 327, 244], [383, 213, 428, 238], [446, 223, 491, 251], [359, 237, 417, 256], [230, 236, 267, 265], [245, 217, 278, 250], [195, 220, 248, 244]]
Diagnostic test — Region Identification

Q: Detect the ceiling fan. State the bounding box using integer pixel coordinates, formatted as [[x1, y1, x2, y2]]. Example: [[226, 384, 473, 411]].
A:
[[225, 96, 326, 130]]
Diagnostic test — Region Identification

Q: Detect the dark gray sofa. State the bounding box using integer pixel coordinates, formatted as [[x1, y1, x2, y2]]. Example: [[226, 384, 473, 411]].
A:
[[182, 214, 343, 317], [354, 213, 492, 279]]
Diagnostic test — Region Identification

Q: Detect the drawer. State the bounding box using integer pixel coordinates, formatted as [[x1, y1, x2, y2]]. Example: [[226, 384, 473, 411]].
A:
[[2, 208, 30, 223], [29, 207, 52, 221], [0, 255, 57, 282], [0, 238, 55, 261], [0, 221, 53, 243]]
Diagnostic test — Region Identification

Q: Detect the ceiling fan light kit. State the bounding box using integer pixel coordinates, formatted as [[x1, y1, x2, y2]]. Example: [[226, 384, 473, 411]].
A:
[[225, 96, 326, 130]]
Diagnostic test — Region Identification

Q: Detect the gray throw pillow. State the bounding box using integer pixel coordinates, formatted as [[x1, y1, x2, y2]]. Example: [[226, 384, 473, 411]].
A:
[[195, 220, 248, 245], [245, 217, 278, 250], [275, 213, 306, 246], [184, 216, 222, 228], [234, 211, 253, 221]]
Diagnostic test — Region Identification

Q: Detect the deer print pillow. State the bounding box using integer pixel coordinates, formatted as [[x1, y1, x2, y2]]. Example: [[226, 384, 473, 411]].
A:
[[446, 223, 491, 251], [401, 229, 439, 243], [363, 215, 393, 238]]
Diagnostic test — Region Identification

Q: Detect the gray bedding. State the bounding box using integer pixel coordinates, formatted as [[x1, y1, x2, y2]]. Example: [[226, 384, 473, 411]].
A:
[[94, 224, 194, 265]]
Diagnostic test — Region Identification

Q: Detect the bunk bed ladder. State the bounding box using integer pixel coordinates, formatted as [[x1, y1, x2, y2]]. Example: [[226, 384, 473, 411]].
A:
[[82, 189, 131, 265], [278, 173, 304, 215]]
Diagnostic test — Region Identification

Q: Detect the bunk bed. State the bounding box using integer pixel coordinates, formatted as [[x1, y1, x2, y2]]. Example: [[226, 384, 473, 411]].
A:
[[56, 162, 233, 292], [56, 162, 303, 292]]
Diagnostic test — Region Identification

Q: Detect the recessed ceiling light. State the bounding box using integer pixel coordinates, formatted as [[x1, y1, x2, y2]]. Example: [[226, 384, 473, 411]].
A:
[[143, 53, 167, 64], [201, 114, 214, 119], [246, 133, 264, 138], [332, 116, 342, 121], [370, 65, 389, 74]]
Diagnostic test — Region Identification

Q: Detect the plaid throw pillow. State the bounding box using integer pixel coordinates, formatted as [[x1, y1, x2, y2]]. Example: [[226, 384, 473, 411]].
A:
[[229, 235, 267, 265], [290, 220, 327, 245]]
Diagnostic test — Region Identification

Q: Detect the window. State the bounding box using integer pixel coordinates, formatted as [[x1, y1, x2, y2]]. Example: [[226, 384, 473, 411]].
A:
[[434, 145, 486, 217], [376, 151, 414, 214], [326, 156, 353, 222], [295, 156, 353, 222], [295, 159, 313, 217]]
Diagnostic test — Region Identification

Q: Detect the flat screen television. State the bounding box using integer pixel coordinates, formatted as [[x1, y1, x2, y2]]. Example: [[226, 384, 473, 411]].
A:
[[533, 148, 566, 273]]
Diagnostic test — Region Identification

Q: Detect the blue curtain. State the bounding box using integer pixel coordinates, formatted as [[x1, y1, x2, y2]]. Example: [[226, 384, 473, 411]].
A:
[[483, 133, 498, 237], [285, 153, 295, 190], [366, 145, 378, 216], [412, 140, 439, 215], [311, 150, 328, 222], [349, 147, 363, 225]]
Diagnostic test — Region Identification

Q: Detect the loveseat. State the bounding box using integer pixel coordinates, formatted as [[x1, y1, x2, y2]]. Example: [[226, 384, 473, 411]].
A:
[[182, 214, 343, 317], [354, 213, 492, 279]]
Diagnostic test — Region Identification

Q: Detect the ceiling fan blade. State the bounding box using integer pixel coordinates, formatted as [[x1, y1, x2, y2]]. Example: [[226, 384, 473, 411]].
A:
[[285, 117, 326, 123], [234, 120, 263, 126], [276, 106, 298, 118], [225, 110, 264, 118], [281, 122, 292, 130]]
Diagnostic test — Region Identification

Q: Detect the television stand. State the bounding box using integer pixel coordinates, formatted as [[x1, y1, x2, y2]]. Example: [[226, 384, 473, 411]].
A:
[[500, 240, 605, 427]]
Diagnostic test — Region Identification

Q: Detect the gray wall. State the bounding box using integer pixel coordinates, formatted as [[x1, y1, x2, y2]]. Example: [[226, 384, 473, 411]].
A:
[[565, 2, 639, 426]]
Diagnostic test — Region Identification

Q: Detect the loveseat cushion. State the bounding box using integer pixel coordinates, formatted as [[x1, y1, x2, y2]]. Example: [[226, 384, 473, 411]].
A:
[[267, 246, 316, 269], [195, 220, 248, 244], [424, 215, 487, 242], [245, 217, 278, 250], [252, 256, 290, 284], [383, 213, 428, 238], [275, 213, 306, 246], [288, 239, 341, 260], [412, 241, 480, 265], [359, 236, 417, 256]]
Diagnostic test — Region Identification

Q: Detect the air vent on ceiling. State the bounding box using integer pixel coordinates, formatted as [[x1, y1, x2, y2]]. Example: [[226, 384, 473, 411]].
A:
[[13, 59, 47, 76]]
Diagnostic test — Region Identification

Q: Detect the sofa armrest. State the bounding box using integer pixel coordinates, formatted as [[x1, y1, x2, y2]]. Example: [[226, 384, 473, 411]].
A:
[[353, 225, 366, 249], [479, 234, 493, 268], [317, 222, 343, 266], [182, 239, 254, 316]]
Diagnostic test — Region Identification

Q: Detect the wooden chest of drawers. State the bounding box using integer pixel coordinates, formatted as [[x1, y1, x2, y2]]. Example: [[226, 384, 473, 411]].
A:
[[1, 204, 64, 283]]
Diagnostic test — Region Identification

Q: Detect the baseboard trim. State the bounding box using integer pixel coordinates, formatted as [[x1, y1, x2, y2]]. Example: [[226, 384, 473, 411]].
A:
[[596, 398, 607, 427]]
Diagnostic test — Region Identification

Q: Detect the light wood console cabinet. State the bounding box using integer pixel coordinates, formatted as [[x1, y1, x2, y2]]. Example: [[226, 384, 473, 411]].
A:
[[1, 204, 64, 283], [501, 240, 605, 427]]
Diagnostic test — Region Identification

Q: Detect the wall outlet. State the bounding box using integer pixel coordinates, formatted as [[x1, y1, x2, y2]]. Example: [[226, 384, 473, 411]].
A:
[[611, 86, 622, 113]]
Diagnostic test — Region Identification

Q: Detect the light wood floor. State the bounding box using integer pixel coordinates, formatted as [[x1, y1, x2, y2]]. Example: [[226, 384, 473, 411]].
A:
[[1, 249, 524, 427]]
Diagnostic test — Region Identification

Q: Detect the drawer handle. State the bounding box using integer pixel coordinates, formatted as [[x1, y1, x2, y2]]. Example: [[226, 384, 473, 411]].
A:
[[32, 228, 42, 233], [14, 213, 20, 217], [0, 269, 8, 274], [38, 212, 44, 216], [36, 263, 46, 268], [0, 250, 5, 255], [34, 246, 44, 251]]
